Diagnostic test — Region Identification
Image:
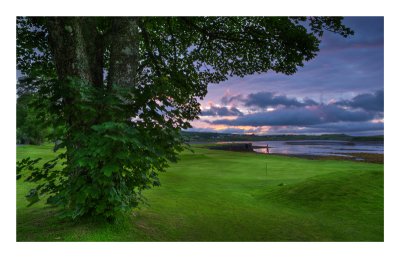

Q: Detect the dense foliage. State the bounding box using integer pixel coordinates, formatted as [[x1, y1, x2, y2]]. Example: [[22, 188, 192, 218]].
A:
[[16, 17, 353, 220], [17, 93, 48, 144]]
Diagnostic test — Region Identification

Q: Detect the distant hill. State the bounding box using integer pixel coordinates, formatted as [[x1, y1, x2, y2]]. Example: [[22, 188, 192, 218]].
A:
[[181, 131, 384, 143]]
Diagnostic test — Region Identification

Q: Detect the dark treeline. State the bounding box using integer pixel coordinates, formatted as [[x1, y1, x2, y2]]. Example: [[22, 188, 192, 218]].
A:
[[182, 131, 384, 143]]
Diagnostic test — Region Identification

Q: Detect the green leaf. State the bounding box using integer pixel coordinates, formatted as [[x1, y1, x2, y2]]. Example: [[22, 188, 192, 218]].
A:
[[102, 164, 118, 177]]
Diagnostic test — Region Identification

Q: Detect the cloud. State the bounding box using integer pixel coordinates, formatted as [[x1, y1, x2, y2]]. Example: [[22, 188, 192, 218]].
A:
[[220, 94, 244, 105], [303, 98, 319, 106], [201, 17, 383, 106], [221, 91, 318, 109], [320, 17, 384, 53], [213, 108, 320, 126], [264, 121, 383, 135], [194, 17, 383, 136], [201, 105, 243, 116], [335, 90, 383, 112], [211, 104, 377, 127], [185, 125, 266, 134], [186, 127, 248, 134], [318, 104, 376, 122], [244, 92, 318, 108]]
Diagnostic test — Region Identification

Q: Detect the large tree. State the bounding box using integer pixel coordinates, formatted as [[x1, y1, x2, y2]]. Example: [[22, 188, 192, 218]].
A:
[[17, 17, 353, 220]]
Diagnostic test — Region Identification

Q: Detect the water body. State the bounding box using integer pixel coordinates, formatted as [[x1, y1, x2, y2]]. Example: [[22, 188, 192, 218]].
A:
[[219, 140, 384, 156], [252, 140, 383, 156]]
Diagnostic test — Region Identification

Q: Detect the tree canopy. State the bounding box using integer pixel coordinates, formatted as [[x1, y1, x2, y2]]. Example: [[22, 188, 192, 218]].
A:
[[17, 17, 353, 220]]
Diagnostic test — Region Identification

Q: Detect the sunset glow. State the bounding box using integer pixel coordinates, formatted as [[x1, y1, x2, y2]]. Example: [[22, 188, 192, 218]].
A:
[[189, 17, 384, 136]]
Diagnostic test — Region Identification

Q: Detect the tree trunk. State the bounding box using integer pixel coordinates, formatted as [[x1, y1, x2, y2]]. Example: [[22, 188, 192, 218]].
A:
[[46, 17, 94, 84], [45, 17, 103, 183], [107, 17, 139, 89]]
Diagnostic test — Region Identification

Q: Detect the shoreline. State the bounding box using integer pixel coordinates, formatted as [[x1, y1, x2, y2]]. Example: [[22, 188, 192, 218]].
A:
[[263, 152, 383, 164], [203, 143, 383, 164]]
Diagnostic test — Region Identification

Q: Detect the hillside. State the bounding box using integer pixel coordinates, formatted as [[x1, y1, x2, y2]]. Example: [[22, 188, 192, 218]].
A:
[[17, 144, 383, 241]]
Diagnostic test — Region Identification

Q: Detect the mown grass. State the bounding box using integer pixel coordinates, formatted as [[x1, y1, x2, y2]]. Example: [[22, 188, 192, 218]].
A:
[[16, 144, 383, 241]]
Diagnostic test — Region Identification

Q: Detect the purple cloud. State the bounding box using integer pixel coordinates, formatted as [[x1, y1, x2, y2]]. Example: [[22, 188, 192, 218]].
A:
[[201, 105, 243, 116], [222, 91, 318, 108], [211, 104, 377, 127], [193, 17, 383, 136], [335, 90, 383, 112]]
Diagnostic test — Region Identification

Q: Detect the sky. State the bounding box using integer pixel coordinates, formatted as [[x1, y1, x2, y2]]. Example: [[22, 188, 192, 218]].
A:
[[189, 17, 384, 136]]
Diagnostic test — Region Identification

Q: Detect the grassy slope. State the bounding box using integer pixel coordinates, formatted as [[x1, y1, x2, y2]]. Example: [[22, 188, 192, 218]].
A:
[[17, 144, 383, 241]]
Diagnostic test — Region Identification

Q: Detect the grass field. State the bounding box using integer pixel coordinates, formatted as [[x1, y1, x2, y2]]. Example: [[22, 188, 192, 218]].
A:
[[16, 144, 384, 241]]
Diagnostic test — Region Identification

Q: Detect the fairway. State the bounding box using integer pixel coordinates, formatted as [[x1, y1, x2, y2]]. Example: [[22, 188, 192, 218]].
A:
[[17, 144, 383, 241]]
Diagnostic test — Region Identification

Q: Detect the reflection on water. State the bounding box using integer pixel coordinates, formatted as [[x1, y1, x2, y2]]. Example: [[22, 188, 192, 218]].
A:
[[221, 140, 383, 156]]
